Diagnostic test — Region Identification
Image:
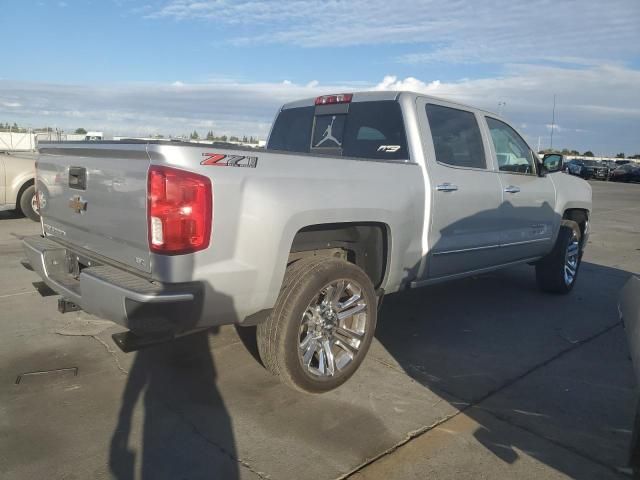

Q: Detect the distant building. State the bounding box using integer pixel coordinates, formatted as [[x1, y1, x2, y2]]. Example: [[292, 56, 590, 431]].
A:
[[85, 131, 104, 141]]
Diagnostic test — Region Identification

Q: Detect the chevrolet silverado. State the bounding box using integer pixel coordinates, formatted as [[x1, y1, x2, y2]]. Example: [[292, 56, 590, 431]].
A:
[[23, 91, 592, 393]]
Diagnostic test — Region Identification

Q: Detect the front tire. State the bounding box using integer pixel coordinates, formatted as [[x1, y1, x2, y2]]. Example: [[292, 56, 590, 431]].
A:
[[257, 256, 377, 393], [18, 185, 40, 222], [535, 221, 582, 294]]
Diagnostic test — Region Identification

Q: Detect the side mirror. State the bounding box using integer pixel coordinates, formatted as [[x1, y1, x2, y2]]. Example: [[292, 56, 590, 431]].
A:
[[542, 153, 563, 173]]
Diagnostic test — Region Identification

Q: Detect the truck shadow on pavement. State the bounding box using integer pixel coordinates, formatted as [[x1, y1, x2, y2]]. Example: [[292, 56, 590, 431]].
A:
[[106, 257, 634, 479], [109, 329, 240, 480], [0, 210, 25, 220], [374, 261, 635, 477]]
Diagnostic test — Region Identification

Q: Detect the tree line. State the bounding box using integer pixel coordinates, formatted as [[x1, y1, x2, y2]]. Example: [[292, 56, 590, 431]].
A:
[[0, 123, 82, 134], [0, 123, 262, 144], [190, 130, 260, 144]]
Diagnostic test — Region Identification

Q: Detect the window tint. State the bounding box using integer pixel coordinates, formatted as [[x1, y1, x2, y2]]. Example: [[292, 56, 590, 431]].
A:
[[268, 101, 408, 160], [342, 101, 408, 160], [267, 106, 314, 153], [357, 126, 385, 140], [425, 104, 486, 169], [486, 117, 536, 174]]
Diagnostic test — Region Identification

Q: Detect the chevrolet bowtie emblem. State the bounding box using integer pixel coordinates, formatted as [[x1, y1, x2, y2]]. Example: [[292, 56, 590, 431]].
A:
[[68, 195, 87, 214]]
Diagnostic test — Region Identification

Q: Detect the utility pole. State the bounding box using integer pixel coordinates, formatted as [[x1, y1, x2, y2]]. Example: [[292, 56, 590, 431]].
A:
[[550, 94, 556, 150]]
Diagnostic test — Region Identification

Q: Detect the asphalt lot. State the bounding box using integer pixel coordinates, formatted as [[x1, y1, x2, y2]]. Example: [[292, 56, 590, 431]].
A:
[[1, 180, 639, 479]]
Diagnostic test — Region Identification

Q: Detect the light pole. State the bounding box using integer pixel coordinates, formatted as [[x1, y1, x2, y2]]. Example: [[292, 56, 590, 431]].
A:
[[497, 101, 506, 116], [550, 94, 556, 150]]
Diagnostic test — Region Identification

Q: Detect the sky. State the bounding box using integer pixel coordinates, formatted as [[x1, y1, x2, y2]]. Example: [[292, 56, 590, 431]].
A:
[[0, 0, 639, 155]]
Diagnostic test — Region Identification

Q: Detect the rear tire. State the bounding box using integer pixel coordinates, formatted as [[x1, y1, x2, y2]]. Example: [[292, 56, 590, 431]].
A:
[[535, 221, 582, 294], [257, 256, 377, 393], [18, 185, 40, 222]]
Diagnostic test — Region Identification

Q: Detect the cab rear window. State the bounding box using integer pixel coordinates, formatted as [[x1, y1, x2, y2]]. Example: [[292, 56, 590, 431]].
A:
[[267, 101, 409, 161], [267, 106, 315, 153]]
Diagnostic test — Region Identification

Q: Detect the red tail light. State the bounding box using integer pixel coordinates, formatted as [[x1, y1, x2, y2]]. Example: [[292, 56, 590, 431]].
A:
[[315, 93, 353, 105], [148, 165, 212, 255]]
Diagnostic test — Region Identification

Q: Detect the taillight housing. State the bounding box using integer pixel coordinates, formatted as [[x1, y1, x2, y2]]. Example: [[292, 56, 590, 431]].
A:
[[148, 165, 212, 255], [315, 93, 353, 105]]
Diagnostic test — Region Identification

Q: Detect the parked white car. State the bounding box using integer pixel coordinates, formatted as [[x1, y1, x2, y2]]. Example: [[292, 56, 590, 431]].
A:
[[0, 152, 39, 221]]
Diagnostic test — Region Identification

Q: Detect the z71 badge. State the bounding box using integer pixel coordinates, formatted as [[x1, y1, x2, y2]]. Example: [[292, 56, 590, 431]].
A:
[[201, 153, 258, 168]]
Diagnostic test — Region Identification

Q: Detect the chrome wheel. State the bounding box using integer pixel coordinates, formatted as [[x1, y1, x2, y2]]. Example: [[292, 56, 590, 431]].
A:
[[298, 280, 367, 378], [564, 232, 580, 286], [31, 193, 39, 214]]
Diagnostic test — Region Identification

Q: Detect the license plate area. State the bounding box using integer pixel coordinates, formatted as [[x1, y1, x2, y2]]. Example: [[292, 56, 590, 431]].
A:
[[64, 251, 100, 279]]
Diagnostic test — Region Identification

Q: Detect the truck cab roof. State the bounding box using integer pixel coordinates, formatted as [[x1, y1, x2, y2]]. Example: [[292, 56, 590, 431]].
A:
[[281, 90, 499, 118]]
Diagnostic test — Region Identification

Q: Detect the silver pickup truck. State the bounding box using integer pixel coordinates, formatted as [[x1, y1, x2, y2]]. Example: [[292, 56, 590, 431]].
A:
[[23, 91, 592, 393]]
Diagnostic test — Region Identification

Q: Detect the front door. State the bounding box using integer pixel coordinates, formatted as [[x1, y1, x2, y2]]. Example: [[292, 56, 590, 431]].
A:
[[483, 116, 557, 261], [416, 99, 504, 279]]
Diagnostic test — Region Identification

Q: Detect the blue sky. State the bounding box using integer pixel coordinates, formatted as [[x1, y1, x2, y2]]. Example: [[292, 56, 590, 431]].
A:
[[1, 0, 639, 155]]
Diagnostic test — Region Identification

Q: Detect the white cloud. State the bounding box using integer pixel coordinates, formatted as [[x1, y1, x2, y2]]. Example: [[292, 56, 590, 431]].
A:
[[0, 78, 339, 138], [146, 0, 640, 65], [1, 62, 638, 154], [375, 76, 441, 93], [372, 64, 640, 153]]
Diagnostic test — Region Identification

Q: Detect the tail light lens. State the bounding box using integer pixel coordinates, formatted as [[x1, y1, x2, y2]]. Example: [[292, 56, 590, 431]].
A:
[[148, 165, 212, 255], [315, 93, 353, 105]]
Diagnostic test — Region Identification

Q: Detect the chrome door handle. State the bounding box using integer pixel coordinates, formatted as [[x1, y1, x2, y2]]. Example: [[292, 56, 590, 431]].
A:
[[504, 185, 521, 193], [436, 183, 458, 192]]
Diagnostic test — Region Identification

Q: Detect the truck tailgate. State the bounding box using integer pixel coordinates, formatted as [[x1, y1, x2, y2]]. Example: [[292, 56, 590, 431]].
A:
[[37, 143, 151, 274]]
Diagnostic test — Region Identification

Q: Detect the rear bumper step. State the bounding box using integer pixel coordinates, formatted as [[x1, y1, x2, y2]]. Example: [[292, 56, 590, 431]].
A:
[[58, 298, 81, 313], [23, 235, 200, 336], [111, 327, 208, 353]]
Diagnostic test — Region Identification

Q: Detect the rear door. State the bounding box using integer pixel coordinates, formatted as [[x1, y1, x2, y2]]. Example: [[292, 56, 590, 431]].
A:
[[483, 117, 556, 261], [416, 98, 504, 279]]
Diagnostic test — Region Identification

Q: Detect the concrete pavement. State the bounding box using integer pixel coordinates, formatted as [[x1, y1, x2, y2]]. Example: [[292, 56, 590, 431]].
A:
[[0, 180, 638, 479]]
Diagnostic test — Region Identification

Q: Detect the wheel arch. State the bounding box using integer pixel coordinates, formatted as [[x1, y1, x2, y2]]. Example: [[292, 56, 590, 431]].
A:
[[289, 222, 391, 289], [15, 178, 35, 210], [562, 208, 589, 237], [562, 208, 590, 251]]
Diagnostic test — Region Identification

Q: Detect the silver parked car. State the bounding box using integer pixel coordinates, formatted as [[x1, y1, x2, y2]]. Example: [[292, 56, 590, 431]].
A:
[[0, 152, 39, 221], [23, 91, 592, 393]]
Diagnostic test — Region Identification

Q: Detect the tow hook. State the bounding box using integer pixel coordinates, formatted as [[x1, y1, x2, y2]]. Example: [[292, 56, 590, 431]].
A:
[[58, 298, 81, 314]]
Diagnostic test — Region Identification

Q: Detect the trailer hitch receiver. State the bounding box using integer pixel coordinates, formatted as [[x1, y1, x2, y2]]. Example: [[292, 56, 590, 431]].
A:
[[58, 298, 81, 314]]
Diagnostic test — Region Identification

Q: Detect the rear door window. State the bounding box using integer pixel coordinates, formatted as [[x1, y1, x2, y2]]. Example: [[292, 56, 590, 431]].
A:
[[425, 104, 486, 169], [267, 101, 409, 161]]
